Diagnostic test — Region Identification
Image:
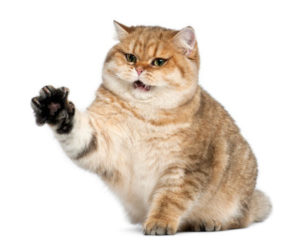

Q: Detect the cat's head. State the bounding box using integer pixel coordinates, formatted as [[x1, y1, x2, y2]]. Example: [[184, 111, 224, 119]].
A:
[[102, 21, 200, 109]]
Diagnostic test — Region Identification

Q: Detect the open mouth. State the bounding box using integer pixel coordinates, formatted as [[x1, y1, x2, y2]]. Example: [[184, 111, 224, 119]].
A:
[[133, 80, 151, 91]]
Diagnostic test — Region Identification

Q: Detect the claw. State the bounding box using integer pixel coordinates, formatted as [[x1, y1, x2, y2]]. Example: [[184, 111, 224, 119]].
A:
[[31, 97, 42, 113], [43, 86, 51, 96], [31, 97, 41, 107], [39, 85, 55, 98]]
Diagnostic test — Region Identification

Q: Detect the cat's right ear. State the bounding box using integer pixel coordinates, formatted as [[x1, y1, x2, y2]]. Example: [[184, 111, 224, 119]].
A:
[[113, 20, 132, 40], [172, 26, 196, 56]]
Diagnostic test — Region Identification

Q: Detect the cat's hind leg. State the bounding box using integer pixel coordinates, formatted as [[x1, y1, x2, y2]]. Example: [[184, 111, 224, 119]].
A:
[[178, 219, 222, 232]]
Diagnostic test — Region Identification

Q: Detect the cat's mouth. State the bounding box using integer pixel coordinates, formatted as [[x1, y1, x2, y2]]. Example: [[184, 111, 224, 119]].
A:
[[133, 80, 151, 91]]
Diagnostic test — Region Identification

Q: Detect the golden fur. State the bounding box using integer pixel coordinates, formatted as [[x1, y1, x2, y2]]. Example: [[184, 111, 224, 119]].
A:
[[33, 21, 272, 235]]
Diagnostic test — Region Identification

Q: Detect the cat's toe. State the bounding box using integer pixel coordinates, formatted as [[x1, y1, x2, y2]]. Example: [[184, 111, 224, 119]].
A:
[[31, 96, 48, 125], [197, 220, 222, 232], [31, 96, 42, 112], [144, 220, 176, 235], [39, 85, 56, 99], [39, 85, 69, 103], [58, 86, 69, 100]]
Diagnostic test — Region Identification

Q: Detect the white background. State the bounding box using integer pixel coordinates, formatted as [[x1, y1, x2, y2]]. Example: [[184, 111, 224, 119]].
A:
[[0, 0, 299, 246]]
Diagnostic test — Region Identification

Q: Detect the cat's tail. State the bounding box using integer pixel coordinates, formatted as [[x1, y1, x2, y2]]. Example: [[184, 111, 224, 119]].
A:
[[249, 190, 272, 223]]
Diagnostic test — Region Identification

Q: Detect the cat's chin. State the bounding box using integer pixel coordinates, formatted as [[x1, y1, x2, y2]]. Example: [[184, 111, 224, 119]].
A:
[[131, 85, 153, 100], [129, 80, 155, 100]]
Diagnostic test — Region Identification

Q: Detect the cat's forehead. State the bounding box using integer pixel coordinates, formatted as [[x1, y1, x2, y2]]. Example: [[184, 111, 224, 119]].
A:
[[119, 29, 176, 60]]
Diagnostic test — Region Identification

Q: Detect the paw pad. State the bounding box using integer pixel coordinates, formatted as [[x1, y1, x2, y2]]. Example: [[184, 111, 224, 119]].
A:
[[31, 85, 75, 133]]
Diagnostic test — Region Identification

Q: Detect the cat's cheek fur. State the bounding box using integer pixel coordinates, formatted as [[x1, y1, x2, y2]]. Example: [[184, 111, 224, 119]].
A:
[[102, 65, 199, 109]]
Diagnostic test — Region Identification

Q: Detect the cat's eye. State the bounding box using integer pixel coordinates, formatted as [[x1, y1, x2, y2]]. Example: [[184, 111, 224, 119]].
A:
[[125, 53, 137, 64], [151, 58, 167, 67]]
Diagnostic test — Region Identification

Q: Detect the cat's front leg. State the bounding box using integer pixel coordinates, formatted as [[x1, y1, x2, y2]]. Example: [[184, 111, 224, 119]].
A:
[[144, 168, 199, 235], [31, 86, 97, 169]]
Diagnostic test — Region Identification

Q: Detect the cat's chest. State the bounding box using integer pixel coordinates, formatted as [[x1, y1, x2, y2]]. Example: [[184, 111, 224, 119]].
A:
[[123, 123, 182, 193], [131, 124, 180, 168], [102, 112, 188, 221], [114, 124, 180, 220]]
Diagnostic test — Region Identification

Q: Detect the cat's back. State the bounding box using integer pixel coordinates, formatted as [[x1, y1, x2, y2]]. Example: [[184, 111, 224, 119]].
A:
[[195, 88, 240, 137]]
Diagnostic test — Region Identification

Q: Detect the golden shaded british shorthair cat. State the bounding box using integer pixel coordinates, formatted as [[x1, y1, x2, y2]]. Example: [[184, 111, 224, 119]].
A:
[[31, 21, 271, 235]]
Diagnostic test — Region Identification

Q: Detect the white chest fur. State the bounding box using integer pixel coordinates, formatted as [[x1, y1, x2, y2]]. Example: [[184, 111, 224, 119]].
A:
[[105, 119, 185, 223], [88, 96, 189, 223]]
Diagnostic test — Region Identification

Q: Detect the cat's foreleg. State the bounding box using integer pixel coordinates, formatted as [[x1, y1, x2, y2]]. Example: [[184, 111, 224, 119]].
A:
[[143, 141, 236, 235], [31, 85, 99, 171], [143, 166, 201, 235]]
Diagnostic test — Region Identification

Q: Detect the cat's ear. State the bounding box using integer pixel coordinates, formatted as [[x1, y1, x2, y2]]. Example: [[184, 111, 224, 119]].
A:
[[113, 20, 132, 40], [172, 26, 196, 56]]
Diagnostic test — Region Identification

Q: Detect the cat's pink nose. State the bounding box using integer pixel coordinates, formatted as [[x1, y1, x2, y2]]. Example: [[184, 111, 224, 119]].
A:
[[135, 67, 143, 76]]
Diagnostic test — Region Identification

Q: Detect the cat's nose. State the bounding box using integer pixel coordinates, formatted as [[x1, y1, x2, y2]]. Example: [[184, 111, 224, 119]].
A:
[[135, 67, 143, 76]]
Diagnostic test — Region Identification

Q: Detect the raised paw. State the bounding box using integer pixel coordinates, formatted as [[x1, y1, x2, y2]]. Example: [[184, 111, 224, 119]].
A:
[[31, 85, 75, 134], [143, 218, 177, 235]]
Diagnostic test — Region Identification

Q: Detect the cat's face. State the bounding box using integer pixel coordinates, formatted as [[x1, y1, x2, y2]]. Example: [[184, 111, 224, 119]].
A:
[[102, 21, 200, 109]]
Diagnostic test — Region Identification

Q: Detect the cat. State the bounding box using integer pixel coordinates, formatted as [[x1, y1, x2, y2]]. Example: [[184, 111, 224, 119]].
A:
[[31, 21, 271, 235]]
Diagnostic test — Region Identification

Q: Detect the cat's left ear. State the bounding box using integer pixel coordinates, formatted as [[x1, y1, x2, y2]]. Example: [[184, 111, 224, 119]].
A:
[[172, 26, 196, 56], [113, 20, 132, 40]]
